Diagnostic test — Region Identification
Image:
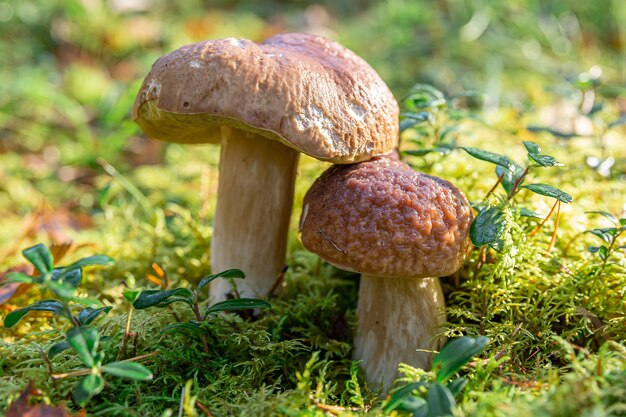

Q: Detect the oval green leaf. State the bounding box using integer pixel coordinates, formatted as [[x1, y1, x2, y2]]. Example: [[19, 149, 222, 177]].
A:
[[72, 373, 104, 407], [4, 300, 68, 328], [49, 340, 72, 359], [78, 306, 113, 326], [521, 183, 573, 203], [460, 147, 521, 173], [22, 244, 54, 275], [197, 269, 246, 291], [426, 383, 456, 417], [133, 288, 194, 309], [205, 298, 271, 316], [432, 336, 490, 382], [523, 141, 540, 154], [470, 207, 506, 248], [102, 361, 153, 381], [66, 326, 100, 368]]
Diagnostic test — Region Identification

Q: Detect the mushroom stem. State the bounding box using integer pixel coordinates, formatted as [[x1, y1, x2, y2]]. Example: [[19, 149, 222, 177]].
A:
[[210, 127, 299, 301], [353, 275, 446, 392]]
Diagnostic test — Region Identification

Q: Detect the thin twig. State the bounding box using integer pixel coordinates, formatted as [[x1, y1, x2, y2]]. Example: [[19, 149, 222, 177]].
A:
[[546, 201, 561, 253], [318, 229, 345, 254], [52, 351, 159, 379], [39, 347, 60, 391], [530, 199, 558, 237], [196, 401, 214, 417], [267, 264, 288, 298]]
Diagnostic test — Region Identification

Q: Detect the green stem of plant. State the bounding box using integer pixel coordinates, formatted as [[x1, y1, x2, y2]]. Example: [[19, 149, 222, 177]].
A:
[[117, 305, 134, 360]]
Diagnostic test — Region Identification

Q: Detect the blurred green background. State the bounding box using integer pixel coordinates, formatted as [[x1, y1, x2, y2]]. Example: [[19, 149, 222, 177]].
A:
[[0, 0, 625, 252]]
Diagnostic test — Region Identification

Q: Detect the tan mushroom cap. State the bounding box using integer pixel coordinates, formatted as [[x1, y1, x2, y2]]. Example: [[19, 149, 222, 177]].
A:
[[132, 33, 399, 164], [300, 157, 473, 278]]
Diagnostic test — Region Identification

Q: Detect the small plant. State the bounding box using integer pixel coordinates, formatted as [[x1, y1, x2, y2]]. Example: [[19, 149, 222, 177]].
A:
[[384, 336, 490, 417], [400, 84, 480, 169], [1, 243, 153, 406], [586, 211, 626, 268], [461, 141, 572, 252], [130, 269, 271, 353]]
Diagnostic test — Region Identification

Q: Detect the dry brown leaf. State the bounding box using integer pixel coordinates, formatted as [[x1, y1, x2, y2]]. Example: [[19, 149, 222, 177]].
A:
[[5, 381, 72, 417]]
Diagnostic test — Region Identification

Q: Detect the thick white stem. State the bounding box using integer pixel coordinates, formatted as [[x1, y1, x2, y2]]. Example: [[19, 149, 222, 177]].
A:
[[353, 275, 446, 392], [210, 128, 299, 301]]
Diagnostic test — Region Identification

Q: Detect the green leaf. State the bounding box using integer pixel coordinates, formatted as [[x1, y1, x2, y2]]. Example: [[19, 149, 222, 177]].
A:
[[197, 269, 246, 291], [587, 229, 613, 243], [123, 290, 141, 303], [48, 281, 77, 299], [523, 141, 541, 154], [159, 321, 203, 336], [521, 184, 573, 203], [519, 207, 542, 218], [403, 145, 454, 157], [384, 382, 427, 412], [426, 383, 456, 417], [526, 125, 577, 139], [205, 298, 271, 315], [3, 272, 35, 284], [66, 326, 100, 368], [72, 373, 104, 407], [22, 244, 54, 275], [4, 300, 68, 328], [446, 378, 468, 398], [78, 306, 113, 326], [102, 361, 153, 381], [495, 165, 516, 194], [57, 255, 114, 280], [51, 267, 82, 287], [133, 288, 194, 309], [432, 336, 490, 382], [49, 340, 72, 359], [586, 210, 618, 225], [528, 153, 563, 167], [470, 207, 506, 249], [460, 147, 521, 173]]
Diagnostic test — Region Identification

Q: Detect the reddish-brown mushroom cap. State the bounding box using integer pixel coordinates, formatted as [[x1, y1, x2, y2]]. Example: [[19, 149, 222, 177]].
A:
[[300, 157, 473, 278]]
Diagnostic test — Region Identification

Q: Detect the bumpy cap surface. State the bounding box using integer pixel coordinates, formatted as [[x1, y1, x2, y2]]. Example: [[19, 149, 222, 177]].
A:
[[300, 157, 473, 278], [132, 33, 399, 163]]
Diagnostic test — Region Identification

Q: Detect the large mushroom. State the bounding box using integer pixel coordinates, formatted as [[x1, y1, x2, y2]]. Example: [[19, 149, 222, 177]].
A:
[[299, 157, 472, 391], [132, 33, 398, 301]]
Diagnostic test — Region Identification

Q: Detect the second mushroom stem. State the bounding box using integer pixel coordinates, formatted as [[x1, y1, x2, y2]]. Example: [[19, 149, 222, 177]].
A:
[[353, 275, 447, 392], [210, 127, 299, 302]]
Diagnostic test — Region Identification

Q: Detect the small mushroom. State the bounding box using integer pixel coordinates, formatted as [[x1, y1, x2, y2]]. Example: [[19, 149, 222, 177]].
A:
[[299, 157, 472, 391], [132, 33, 399, 301]]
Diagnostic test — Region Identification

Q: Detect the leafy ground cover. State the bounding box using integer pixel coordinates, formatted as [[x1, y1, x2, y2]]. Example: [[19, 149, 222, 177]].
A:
[[1, 0, 625, 416]]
